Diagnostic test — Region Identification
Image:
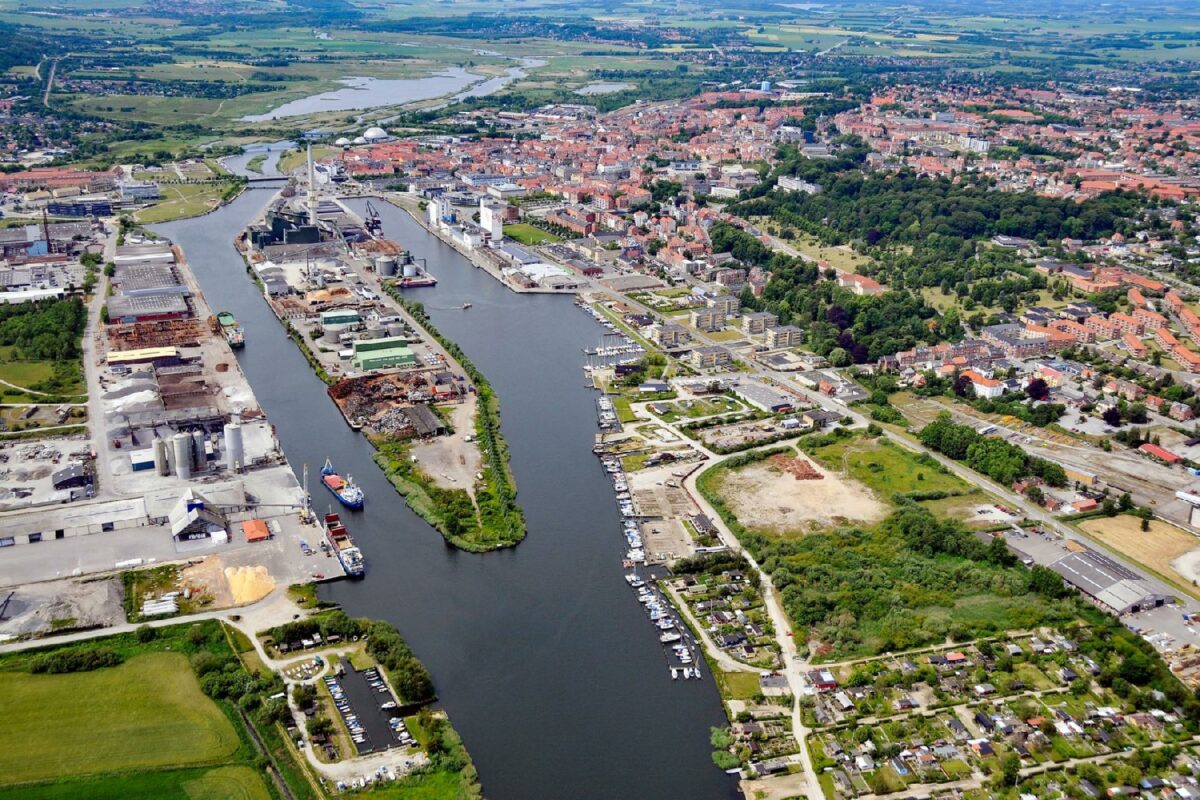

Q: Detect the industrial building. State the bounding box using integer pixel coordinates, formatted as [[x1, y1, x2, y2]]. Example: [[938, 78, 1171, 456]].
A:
[[351, 337, 416, 371], [1048, 546, 1169, 615]]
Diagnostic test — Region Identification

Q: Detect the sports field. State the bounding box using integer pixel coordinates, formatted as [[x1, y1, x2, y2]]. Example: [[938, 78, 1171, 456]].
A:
[[0, 652, 241, 784], [503, 223, 562, 245]]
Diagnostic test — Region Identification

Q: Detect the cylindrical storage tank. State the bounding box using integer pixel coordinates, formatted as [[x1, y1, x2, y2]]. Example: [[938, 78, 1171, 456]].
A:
[[172, 433, 192, 480], [386, 323, 407, 338], [191, 430, 206, 472], [375, 256, 397, 276], [224, 422, 244, 473], [402, 260, 417, 278], [323, 326, 342, 345], [153, 438, 170, 476]]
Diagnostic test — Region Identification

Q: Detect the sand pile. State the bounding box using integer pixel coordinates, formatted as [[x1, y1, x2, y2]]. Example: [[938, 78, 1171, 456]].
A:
[[224, 565, 275, 605]]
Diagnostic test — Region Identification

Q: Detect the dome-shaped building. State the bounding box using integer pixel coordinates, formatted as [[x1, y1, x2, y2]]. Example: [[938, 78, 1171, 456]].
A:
[[363, 126, 389, 141], [334, 137, 351, 147]]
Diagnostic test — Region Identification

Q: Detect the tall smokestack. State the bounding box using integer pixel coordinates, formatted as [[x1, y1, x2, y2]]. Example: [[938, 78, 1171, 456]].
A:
[[307, 143, 317, 226]]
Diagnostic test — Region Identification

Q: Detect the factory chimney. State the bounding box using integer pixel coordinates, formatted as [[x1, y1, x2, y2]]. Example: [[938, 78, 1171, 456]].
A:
[[306, 143, 318, 226]]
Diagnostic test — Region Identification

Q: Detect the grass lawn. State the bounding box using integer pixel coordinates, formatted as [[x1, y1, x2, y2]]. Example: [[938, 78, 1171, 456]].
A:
[[612, 395, 638, 423], [0, 652, 241, 784], [353, 768, 464, 800], [808, 436, 968, 498], [716, 669, 761, 700], [919, 490, 992, 525], [0, 766, 271, 800], [503, 223, 561, 245], [0, 346, 83, 395], [135, 183, 231, 224]]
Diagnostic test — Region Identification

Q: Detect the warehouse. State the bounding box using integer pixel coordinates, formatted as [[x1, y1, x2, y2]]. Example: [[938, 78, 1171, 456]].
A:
[[107, 346, 183, 368], [1048, 546, 1169, 615], [352, 337, 416, 371], [107, 293, 189, 324]]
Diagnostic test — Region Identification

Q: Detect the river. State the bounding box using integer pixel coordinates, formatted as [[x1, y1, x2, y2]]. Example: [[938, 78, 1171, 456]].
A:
[[152, 190, 740, 800]]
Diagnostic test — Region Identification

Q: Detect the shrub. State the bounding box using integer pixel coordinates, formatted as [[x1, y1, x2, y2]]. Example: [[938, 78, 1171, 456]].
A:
[[29, 647, 123, 674]]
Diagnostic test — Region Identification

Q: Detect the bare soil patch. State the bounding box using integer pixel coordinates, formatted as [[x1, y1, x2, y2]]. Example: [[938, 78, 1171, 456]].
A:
[[717, 457, 887, 534]]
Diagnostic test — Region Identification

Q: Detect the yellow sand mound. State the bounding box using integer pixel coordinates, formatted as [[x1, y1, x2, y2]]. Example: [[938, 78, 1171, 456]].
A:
[[224, 565, 275, 605]]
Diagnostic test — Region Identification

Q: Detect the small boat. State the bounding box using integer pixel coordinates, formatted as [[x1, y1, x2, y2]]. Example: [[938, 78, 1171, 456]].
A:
[[671, 668, 678, 680], [660, 631, 681, 643], [321, 458, 364, 509], [462, 302, 472, 310]]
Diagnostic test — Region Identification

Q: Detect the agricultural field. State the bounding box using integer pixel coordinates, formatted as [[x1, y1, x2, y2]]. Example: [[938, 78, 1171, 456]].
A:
[[0, 652, 241, 784], [0, 620, 297, 800]]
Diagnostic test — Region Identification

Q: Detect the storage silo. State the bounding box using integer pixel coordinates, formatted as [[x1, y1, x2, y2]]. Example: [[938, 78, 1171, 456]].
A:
[[191, 430, 206, 472], [402, 259, 418, 278], [376, 255, 397, 277], [153, 437, 170, 476], [224, 422, 244, 473], [172, 433, 192, 480]]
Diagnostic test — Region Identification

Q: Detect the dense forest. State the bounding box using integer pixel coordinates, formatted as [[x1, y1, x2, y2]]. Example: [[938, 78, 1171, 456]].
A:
[[0, 298, 87, 361]]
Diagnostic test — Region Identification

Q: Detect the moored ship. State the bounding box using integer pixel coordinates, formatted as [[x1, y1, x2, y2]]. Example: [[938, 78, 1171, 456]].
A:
[[321, 457, 364, 509], [217, 311, 245, 348], [323, 512, 364, 577]]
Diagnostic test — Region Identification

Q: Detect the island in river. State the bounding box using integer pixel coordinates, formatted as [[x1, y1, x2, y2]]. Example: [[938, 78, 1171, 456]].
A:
[[236, 184, 525, 552]]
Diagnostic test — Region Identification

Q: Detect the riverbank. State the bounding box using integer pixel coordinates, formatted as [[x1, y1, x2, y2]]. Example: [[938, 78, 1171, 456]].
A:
[[381, 194, 573, 295]]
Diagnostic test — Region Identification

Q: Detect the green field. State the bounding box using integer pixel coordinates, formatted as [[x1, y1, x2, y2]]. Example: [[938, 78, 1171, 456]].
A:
[[503, 223, 562, 246], [0, 652, 241, 784], [135, 183, 236, 224], [0, 766, 271, 800], [0, 347, 56, 390], [806, 435, 968, 499]]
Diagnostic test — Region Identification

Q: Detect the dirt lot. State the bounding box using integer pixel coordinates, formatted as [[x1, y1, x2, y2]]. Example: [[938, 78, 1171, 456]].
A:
[[0, 576, 125, 639], [1080, 516, 1200, 587], [716, 456, 887, 534], [410, 400, 480, 493]]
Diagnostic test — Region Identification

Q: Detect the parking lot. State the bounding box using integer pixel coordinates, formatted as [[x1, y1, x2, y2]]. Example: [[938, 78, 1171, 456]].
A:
[[327, 658, 412, 755]]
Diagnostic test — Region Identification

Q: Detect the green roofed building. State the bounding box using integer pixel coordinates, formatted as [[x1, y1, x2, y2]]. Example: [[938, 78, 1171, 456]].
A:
[[352, 336, 417, 370], [320, 309, 362, 327]]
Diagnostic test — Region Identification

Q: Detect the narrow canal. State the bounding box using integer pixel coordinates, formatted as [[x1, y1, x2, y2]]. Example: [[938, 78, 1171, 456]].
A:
[[153, 189, 739, 800]]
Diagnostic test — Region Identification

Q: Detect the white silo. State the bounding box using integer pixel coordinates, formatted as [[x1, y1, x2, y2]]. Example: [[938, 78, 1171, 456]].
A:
[[375, 255, 397, 276], [172, 433, 192, 480], [224, 422, 244, 473], [191, 430, 207, 472], [153, 437, 170, 476]]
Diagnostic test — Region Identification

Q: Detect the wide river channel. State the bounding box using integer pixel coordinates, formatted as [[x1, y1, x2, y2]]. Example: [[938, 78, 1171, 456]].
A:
[[153, 183, 740, 800]]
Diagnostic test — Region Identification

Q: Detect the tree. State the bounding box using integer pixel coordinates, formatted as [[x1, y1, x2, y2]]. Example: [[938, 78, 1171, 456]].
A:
[[1102, 407, 1123, 427], [1118, 492, 1134, 512], [1000, 753, 1020, 786], [135, 624, 156, 643], [1025, 377, 1050, 401], [828, 347, 852, 367], [1026, 486, 1045, 506]]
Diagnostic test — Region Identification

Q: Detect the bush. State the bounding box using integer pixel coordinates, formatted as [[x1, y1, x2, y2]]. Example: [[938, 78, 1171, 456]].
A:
[[135, 624, 157, 643], [29, 647, 123, 674]]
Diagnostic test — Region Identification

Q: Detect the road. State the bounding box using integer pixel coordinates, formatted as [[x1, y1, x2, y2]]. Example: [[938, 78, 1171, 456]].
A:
[[41, 58, 57, 107]]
